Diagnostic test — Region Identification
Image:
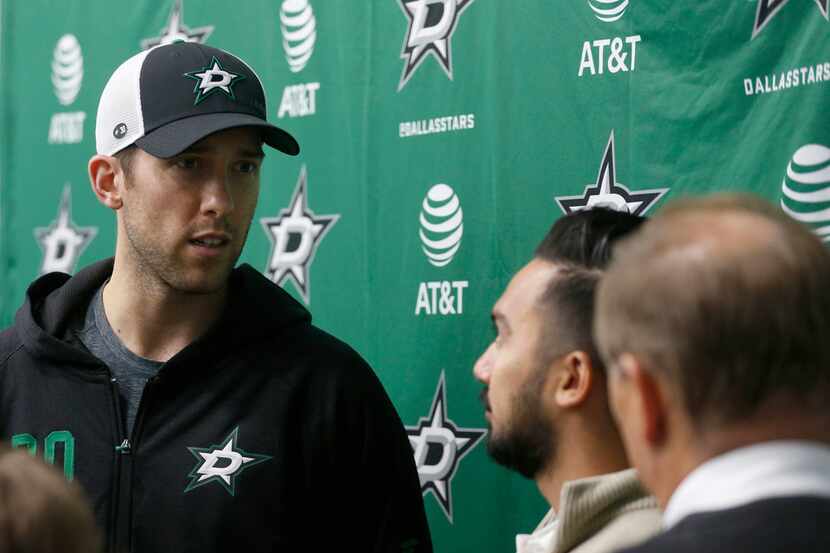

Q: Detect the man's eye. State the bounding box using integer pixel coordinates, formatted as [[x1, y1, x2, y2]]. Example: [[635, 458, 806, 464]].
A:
[[237, 161, 259, 174], [176, 158, 199, 170]]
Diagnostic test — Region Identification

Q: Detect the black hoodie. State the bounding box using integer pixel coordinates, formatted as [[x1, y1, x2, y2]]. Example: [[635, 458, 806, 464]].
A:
[[0, 259, 432, 553]]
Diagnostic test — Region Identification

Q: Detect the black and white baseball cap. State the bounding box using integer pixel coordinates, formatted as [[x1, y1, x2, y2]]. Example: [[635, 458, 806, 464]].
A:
[[95, 42, 299, 158]]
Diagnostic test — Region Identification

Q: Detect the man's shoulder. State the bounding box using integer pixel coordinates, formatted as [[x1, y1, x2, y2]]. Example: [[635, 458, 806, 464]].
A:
[[258, 317, 366, 368], [568, 504, 661, 553], [617, 496, 830, 553]]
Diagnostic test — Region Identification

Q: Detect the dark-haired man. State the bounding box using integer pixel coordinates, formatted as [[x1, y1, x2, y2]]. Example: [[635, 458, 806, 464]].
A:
[[0, 42, 431, 553], [474, 208, 660, 553], [595, 194, 830, 553]]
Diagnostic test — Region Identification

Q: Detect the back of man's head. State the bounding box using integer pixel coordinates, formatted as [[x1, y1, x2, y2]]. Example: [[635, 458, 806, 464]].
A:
[[597, 193, 830, 430], [0, 445, 101, 553], [535, 207, 647, 269], [533, 208, 646, 365]]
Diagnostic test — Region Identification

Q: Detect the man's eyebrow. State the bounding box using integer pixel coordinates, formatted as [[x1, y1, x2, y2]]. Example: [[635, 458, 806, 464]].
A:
[[239, 148, 265, 159]]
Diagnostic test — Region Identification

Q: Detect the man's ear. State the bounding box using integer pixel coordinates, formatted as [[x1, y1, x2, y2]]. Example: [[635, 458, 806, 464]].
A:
[[88, 154, 125, 210], [553, 351, 593, 409], [618, 353, 667, 447]]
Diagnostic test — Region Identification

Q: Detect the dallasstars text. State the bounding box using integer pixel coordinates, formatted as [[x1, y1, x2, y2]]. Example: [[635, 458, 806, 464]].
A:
[[744, 61, 830, 97], [399, 113, 476, 138]]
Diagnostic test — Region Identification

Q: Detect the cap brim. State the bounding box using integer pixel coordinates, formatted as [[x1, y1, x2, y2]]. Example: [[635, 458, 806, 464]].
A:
[[134, 112, 300, 158]]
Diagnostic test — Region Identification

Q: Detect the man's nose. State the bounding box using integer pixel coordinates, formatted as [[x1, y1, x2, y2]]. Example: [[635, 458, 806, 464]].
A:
[[202, 171, 235, 217], [473, 343, 494, 384]]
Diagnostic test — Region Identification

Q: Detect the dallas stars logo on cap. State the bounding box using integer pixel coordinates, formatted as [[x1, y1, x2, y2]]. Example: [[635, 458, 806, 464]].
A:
[[184, 427, 271, 496], [183, 56, 245, 105]]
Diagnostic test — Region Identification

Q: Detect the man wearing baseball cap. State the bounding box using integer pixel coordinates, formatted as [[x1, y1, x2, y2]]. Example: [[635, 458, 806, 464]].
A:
[[0, 42, 432, 553]]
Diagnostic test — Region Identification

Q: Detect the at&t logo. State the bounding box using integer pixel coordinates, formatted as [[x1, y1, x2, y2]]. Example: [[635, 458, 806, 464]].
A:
[[415, 183, 468, 316], [280, 0, 316, 73], [420, 183, 463, 267], [780, 143, 830, 243], [277, 0, 321, 119], [579, 0, 640, 78], [52, 34, 83, 106], [48, 34, 86, 145], [588, 0, 629, 23]]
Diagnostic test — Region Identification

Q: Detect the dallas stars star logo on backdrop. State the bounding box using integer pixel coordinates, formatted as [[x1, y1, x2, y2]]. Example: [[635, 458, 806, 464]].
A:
[[405, 371, 486, 522], [555, 131, 668, 216], [184, 56, 245, 105], [140, 0, 214, 50], [184, 427, 271, 496], [752, 0, 828, 39], [260, 165, 339, 305], [34, 184, 97, 276], [397, 0, 477, 91]]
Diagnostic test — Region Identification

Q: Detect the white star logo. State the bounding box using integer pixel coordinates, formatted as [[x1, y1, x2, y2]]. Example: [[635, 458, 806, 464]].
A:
[[184, 57, 245, 105], [260, 165, 339, 304], [397, 0, 476, 91], [140, 0, 214, 50], [34, 184, 97, 276], [752, 0, 828, 39], [555, 130, 668, 216], [185, 427, 271, 496], [405, 371, 486, 522]]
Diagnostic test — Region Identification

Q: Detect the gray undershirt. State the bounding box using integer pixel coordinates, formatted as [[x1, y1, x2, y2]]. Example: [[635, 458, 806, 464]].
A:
[[77, 285, 163, 437]]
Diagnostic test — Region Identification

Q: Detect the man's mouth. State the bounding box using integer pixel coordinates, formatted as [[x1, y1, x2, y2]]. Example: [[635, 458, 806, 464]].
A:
[[190, 233, 231, 248], [480, 387, 492, 413]]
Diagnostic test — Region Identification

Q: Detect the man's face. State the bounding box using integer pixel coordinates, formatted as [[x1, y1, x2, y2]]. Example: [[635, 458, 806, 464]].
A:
[[473, 259, 562, 479], [118, 127, 264, 294]]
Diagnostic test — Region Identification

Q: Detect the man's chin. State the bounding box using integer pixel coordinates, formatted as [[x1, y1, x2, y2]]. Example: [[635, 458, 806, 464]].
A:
[[171, 266, 235, 295], [485, 432, 551, 480]]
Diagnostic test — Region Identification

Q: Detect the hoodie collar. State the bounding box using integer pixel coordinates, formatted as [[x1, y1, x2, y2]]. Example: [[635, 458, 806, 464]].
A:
[[16, 259, 311, 368]]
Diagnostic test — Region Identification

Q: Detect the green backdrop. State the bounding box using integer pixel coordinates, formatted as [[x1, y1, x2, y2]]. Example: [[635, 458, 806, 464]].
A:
[[1, 1, 828, 551]]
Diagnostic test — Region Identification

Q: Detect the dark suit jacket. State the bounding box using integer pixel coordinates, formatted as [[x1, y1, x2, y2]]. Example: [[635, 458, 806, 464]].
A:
[[616, 496, 830, 553]]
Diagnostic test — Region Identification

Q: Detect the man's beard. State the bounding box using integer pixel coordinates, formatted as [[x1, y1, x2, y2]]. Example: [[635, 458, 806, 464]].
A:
[[122, 208, 246, 295], [485, 372, 556, 480]]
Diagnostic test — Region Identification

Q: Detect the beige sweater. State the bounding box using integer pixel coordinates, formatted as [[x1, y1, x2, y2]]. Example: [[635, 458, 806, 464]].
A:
[[516, 469, 661, 553]]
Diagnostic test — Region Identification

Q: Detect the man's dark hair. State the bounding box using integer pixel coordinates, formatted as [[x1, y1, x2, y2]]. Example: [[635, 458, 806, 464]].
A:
[[533, 208, 646, 366], [535, 208, 647, 269]]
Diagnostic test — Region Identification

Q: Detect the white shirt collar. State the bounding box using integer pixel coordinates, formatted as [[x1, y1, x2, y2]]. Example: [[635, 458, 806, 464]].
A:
[[515, 509, 558, 553], [663, 440, 830, 529]]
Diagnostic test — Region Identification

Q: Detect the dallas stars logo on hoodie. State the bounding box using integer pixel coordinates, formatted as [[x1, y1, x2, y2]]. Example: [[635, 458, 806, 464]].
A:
[[184, 427, 271, 496]]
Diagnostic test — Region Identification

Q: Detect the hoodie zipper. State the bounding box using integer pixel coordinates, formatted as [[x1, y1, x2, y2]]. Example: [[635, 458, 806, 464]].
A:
[[108, 373, 160, 553], [108, 376, 129, 553]]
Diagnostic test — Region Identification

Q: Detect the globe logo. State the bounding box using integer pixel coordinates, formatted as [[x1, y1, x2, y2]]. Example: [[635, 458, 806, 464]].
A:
[[280, 0, 317, 73], [420, 184, 463, 267], [588, 0, 629, 23], [781, 144, 830, 243], [52, 34, 83, 106]]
